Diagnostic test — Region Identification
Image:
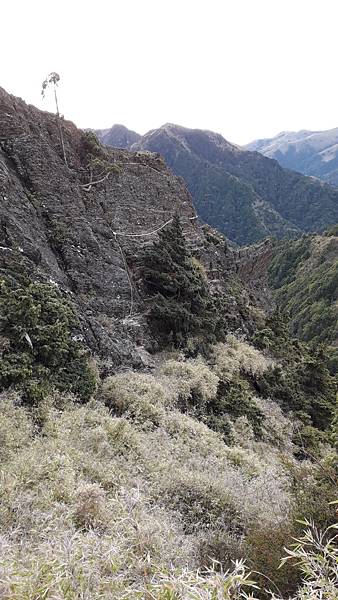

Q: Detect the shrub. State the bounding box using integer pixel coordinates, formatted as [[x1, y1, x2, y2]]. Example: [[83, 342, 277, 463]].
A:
[[207, 378, 265, 439], [83, 129, 102, 153], [53, 402, 139, 463], [144, 560, 259, 599], [246, 522, 300, 599], [160, 357, 219, 411], [0, 278, 97, 404], [292, 424, 327, 460], [223, 447, 263, 481], [159, 469, 242, 534], [101, 372, 168, 427], [73, 482, 107, 530], [162, 410, 230, 460], [212, 335, 272, 381], [253, 396, 294, 450], [197, 528, 246, 572], [288, 460, 338, 531], [271, 515, 338, 600], [252, 310, 299, 357]]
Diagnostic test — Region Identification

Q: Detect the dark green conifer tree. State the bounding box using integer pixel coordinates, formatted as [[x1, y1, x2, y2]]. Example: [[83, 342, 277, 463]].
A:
[[0, 279, 96, 404], [142, 215, 224, 348]]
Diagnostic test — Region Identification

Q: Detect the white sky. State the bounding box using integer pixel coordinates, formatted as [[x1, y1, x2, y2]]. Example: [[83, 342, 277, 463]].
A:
[[2, 0, 338, 145]]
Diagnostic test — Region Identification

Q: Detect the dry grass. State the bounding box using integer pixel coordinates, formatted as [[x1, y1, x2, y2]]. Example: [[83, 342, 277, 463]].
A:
[[0, 338, 334, 598]]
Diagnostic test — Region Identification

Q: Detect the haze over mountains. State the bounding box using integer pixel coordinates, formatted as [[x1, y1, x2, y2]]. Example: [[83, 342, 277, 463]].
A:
[[246, 128, 338, 186], [95, 123, 338, 245]]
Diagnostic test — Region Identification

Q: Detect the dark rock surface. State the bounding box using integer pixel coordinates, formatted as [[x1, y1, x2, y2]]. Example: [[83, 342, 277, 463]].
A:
[[0, 88, 269, 370]]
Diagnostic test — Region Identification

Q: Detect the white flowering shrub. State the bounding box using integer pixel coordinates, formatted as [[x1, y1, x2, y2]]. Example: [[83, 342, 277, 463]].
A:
[[253, 396, 294, 450]]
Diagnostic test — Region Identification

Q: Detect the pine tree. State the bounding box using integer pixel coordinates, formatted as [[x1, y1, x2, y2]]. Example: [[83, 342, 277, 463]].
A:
[[142, 215, 223, 347]]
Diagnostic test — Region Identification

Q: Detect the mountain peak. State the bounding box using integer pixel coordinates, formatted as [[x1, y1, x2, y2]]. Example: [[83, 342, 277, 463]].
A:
[[95, 124, 141, 149], [246, 127, 338, 185]]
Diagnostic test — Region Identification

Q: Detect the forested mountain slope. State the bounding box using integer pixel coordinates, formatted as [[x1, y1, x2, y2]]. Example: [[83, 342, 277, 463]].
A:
[[97, 123, 338, 245], [268, 227, 338, 371]]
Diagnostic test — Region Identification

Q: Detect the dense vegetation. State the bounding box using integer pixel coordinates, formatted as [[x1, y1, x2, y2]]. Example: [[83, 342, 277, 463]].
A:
[[268, 231, 338, 372], [0, 336, 336, 598], [0, 231, 336, 598], [0, 278, 96, 405]]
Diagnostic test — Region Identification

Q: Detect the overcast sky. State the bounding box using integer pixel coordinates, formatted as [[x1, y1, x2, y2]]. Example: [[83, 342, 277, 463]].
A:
[[2, 0, 338, 144]]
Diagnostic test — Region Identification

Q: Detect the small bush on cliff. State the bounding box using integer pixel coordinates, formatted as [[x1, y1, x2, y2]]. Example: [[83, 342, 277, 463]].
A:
[[210, 378, 265, 439], [142, 214, 226, 348], [212, 334, 273, 381], [160, 357, 219, 410], [0, 279, 96, 404]]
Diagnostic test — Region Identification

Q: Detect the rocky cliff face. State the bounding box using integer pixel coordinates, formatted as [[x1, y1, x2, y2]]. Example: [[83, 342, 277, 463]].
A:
[[0, 89, 267, 370]]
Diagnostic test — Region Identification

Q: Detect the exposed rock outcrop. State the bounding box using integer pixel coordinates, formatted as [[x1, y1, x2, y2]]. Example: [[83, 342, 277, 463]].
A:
[[0, 88, 266, 370]]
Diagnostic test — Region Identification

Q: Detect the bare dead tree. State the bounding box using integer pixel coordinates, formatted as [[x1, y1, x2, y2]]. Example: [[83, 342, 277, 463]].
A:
[[41, 72, 68, 167]]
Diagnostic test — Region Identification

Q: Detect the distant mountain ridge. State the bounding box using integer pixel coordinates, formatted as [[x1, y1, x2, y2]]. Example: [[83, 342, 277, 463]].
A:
[[246, 128, 338, 186], [94, 124, 141, 149], [95, 123, 338, 246]]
